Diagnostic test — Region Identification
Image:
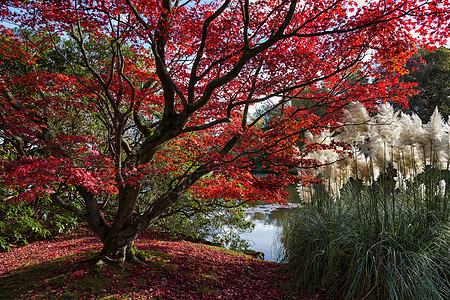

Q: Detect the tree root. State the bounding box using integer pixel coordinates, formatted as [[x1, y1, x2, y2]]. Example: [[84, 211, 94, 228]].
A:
[[67, 249, 148, 276], [92, 254, 147, 276]]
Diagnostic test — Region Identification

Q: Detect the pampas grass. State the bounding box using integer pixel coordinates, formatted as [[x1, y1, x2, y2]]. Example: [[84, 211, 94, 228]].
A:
[[281, 103, 450, 299], [280, 177, 450, 299], [298, 103, 450, 200]]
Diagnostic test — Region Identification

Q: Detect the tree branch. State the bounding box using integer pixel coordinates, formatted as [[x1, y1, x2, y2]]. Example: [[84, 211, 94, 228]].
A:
[[51, 193, 87, 219], [187, 0, 232, 104], [182, 117, 231, 133]]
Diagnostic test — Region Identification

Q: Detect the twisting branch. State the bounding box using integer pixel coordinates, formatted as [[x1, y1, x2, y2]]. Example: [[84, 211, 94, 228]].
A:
[[51, 193, 87, 219], [242, 0, 250, 50], [125, 0, 188, 112], [241, 64, 263, 129], [182, 118, 232, 133], [69, 21, 122, 119], [192, 0, 300, 112], [187, 0, 232, 104]]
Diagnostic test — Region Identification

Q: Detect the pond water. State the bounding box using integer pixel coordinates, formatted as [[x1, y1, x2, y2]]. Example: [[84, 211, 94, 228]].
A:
[[241, 206, 294, 261], [241, 187, 301, 262]]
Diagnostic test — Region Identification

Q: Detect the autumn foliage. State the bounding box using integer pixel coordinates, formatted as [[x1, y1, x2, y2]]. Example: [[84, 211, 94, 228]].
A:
[[0, 229, 293, 299], [0, 0, 449, 260]]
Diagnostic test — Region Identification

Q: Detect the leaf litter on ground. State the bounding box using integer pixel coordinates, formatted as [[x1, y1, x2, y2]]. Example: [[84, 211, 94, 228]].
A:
[[0, 227, 307, 299]]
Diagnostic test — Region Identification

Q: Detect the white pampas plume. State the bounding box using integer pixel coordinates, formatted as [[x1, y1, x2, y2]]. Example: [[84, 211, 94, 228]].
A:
[[398, 112, 421, 147], [339, 102, 371, 144], [398, 113, 427, 176], [373, 102, 401, 145], [327, 180, 341, 199], [423, 107, 447, 167], [297, 102, 450, 201], [301, 129, 350, 198], [426, 107, 446, 143], [445, 116, 450, 170]]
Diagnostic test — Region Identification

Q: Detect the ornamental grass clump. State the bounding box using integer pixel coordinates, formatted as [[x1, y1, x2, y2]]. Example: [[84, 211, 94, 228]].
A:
[[280, 103, 450, 299], [280, 177, 450, 299]]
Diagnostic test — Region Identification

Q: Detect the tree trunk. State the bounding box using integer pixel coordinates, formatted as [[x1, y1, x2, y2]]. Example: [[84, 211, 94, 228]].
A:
[[98, 228, 145, 263], [93, 183, 146, 263]]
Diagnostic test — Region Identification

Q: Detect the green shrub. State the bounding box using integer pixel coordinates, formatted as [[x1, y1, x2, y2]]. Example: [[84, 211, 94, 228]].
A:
[[0, 195, 79, 251], [156, 202, 254, 251], [279, 179, 450, 299]]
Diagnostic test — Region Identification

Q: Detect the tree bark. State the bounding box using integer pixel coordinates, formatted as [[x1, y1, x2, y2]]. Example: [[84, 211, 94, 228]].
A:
[[99, 229, 141, 263]]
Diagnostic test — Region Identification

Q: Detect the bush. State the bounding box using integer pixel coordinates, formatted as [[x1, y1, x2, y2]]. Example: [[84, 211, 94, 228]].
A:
[[155, 198, 254, 251], [278, 178, 450, 299], [0, 195, 79, 251]]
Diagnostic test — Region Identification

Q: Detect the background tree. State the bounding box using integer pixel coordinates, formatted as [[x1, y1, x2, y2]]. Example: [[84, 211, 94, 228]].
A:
[[0, 0, 449, 263], [402, 46, 450, 121], [0, 29, 87, 250]]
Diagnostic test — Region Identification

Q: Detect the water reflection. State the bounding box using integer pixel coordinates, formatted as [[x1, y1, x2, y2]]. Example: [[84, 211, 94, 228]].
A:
[[239, 186, 301, 261], [242, 206, 296, 261]]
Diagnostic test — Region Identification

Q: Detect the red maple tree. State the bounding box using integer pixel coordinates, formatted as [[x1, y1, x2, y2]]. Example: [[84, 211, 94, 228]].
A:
[[0, 0, 448, 262]]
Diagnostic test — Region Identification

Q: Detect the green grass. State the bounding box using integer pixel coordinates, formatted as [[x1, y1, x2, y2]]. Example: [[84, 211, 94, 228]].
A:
[[279, 177, 450, 299]]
